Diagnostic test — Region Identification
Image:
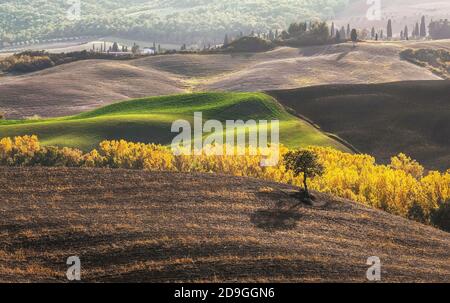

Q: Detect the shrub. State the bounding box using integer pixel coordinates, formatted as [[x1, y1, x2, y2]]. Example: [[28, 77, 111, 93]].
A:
[[11, 56, 54, 73], [0, 137, 13, 164], [407, 202, 428, 224], [280, 21, 331, 47], [0, 135, 84, 167], [98, 140, 175, 170], [431, 201, 450, 232], [0, 54, 54, 73], [400, 48, 450, 79], [0, 50, 135, 74], [82, 149, 106, 168], [33, 146, 83, 167], [7, 135, 41, 166], [224, 37, 274, 52], [390, 153, 424, 179]]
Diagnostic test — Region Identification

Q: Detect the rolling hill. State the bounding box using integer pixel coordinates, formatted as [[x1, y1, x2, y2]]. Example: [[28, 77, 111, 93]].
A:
[[132, 41, 442, 91], [269, 80, 450, 170], [1, 167, 448, 282], [0, 92, 349, 152], [195, 41, 441, 91], [0, 59, 187, 119], [0, 40, 443, 119]]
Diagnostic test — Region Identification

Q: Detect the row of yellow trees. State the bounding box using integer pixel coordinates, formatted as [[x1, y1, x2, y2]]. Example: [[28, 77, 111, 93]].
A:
[[1, 135, 449, 227]]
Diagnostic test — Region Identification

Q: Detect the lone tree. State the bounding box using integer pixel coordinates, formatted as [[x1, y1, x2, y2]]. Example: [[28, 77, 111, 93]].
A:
[[0, 110, 4, 120], [284, 150, 324, 201], [351, 28, 358, 46]]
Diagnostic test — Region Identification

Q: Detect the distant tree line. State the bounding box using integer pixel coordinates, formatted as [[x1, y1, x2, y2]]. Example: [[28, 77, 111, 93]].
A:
[[222, 20, 345, 50], [280, 21, 331, 46], [369, 16, 450, 41], [0, 50, 136, 74], [429, 19, 450, 39], [220, 14, 450, 52], [330, 16, 440, 42]]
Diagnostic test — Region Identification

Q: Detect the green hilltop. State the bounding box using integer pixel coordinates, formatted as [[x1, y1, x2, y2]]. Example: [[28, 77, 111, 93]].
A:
[[0, 92, 349, 152]]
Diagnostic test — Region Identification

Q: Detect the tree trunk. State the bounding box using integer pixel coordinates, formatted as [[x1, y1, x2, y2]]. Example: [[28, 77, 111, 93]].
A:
[[303, 172, 309, 198]]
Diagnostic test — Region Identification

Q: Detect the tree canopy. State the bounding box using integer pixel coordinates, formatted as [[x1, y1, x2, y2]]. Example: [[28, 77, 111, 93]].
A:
[[0, 0, 350, 44]]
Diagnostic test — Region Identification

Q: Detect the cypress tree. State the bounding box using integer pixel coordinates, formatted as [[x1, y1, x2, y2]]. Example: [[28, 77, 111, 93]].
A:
[[351, 29, 358, 46], [335, 31, 341, 43], [112, 42, 119, 52], [341, 26, 346, 39], [387, 19, 393, 39], [420, 16, 427, 37], [224, 34, 229, 47]]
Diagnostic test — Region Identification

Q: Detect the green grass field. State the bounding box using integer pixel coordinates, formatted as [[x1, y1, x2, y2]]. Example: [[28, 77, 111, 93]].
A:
[[0, 92, 348, 152]]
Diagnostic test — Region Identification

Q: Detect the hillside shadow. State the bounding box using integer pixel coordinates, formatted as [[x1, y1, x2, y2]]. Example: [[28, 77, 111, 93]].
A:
[[298, 47, 325, 57], [250, 209, 302, 231], [229, 53, 255, 59], [336, 51, 350, 61], [251, 189, 304, 231]]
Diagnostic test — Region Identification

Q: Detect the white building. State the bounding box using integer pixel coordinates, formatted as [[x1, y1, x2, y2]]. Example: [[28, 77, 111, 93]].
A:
[[141, 47, 156, 55]]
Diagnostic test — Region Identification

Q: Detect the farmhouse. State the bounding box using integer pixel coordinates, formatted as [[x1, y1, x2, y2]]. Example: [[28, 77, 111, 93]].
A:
[[141, 47, 156, 55]]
